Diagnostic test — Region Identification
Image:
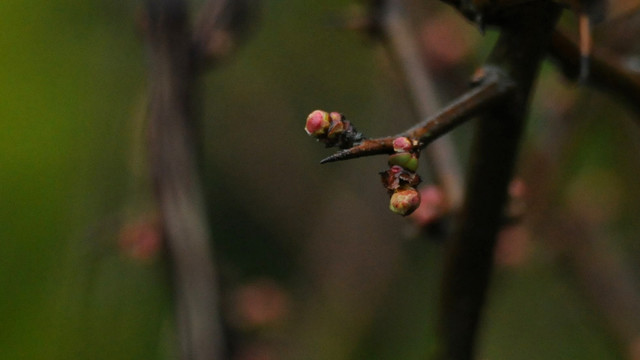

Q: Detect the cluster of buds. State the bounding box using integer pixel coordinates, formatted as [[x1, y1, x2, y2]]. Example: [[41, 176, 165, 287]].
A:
[[304, 110, 362, 149], [380, 137, 422, 216]]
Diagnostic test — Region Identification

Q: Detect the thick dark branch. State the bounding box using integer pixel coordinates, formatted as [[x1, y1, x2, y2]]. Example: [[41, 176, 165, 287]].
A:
[[145, 1, 225, 359], [550, 30, 640, 116], [435, 2, 562, 359], [319, 67, 514, 164]]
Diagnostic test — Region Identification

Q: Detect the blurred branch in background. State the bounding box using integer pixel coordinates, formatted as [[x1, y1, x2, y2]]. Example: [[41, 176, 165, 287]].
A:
[[522, 87, 640, 360], [144, 0, 225, 358], [550, 30, 640, 117], [143, 0, 256, 358]]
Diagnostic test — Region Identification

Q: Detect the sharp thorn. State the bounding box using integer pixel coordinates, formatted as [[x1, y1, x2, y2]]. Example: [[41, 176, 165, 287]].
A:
[[320, 152, 346, 164]]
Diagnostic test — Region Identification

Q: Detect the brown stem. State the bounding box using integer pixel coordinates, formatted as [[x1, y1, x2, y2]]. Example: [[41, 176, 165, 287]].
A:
[[145, 1, 225, 359], [549, 30, 640, 116], [435, 2, 562, 359], [320, 66, 515, 164]]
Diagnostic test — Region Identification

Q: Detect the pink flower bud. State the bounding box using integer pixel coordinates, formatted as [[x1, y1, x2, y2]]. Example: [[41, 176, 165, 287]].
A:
[[392, 137, 413, 152], [389, 186, 421, 216], [304, 110, 331, 136]]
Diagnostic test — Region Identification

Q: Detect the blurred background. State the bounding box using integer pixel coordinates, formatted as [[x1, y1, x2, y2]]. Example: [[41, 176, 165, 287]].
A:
[[2, 0, 640, 359]]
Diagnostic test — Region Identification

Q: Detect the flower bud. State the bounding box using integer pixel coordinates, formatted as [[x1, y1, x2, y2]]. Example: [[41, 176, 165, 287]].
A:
[[392, 137, 413, 152], [327, 112, 345, 139], [388, 152, 419, 172], [305, 110, 331, 136], [389, 186, 421, 216], [329, 112, 343, 123]]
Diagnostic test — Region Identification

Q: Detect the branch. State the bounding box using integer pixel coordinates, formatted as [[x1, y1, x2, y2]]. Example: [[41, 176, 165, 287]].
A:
[[549, 30, 640, 116], [319, 66, 515, 164], [435, 2, 563, 359], [145, 0, 225, 359]]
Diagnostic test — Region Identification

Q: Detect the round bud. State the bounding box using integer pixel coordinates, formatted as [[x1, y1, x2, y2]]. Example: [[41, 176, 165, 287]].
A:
[[389, 186, 421, 216], [392, 137, 413, 152], [388, 152, 419, 172], [305, 110, 331, 136]]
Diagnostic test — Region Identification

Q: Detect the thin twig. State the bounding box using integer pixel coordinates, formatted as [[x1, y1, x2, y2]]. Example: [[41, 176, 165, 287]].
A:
[[550, 30, 640, 116], [319, 66, 515, 164], [145, 0, 225, 359]]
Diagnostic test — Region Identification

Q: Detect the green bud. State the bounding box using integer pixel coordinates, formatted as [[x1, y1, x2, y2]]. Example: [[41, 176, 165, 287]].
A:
[[388, 152, 419, 172]]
